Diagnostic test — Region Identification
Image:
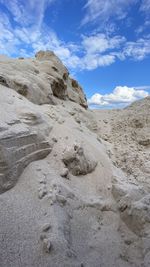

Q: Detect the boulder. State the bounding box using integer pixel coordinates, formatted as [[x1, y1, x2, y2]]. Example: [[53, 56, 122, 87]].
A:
[[62, 144, 97, 176]]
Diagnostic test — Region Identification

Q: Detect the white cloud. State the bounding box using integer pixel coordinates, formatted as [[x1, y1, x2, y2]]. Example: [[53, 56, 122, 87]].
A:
[[136, 20, 150, 34], [0, 0, 56, 56], [0, 11, 21, 55], [0, 1, 150, 72], [0, 0, 55, 28], [1, 14, 150, 71], [0, 11, 11, 27], [63, 34, 125, 70], [134, 85, 150, 90], [88, 86, 149, 108], [82, 34, 125, 54], [80, 54, 116, 70], [123, 38, 150, 60], [0, 0, 83, 69], [140, 0, 150, 14], [0, 14, 122, 70], [82, 0, 137, 25]]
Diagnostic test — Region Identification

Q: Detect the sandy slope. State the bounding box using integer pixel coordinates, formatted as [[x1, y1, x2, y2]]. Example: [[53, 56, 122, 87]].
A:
[[0, 52, 150, 267]]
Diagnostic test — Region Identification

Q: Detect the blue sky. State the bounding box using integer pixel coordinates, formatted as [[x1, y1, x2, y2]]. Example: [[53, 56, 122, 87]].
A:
[[0, 0, 150, 108]]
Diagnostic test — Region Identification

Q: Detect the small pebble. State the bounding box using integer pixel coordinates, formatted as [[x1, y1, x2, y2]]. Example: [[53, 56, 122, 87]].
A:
[[43, 238, 52, 253], [42, 223, 51, 232], [52, 137, 57, 143], [40, 233, 47, 241], [39, 177, 46, 184], [75, 117, 81, 124], [56, 194, 67, 205], [38, 186, 47, 199], [69, 111, 75, 116], [124, 239, 132, 245], [66, 249, 76, 258], [50, 200, 54, 206], [60, 168, 69, 178]]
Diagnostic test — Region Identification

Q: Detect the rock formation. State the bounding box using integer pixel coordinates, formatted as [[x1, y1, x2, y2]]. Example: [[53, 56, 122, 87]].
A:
[[0, 51, 87, 108], [0, 51, 149, 267]]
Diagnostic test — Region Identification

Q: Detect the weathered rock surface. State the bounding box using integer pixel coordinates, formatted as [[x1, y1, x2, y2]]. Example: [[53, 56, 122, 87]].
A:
[[0, 85, 52, 192], [0, 51, 87, 108], [0, 52, 149, 267]]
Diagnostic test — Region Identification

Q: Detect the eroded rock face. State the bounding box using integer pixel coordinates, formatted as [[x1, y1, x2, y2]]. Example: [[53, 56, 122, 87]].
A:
[[0, 132, 51, 193], [51, 78, 67, 99], [0, 51, 87, 108], [62, 144, 97, 176], [0, 85, 52, 193], [67, 78, 88, 108]]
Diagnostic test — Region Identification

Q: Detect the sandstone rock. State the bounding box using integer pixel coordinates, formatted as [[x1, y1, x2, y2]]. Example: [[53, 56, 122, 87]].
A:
[[0, 86, 52, 193], [35, 50, 56, 61], [0, 133, 51, 193], [123, 194, 150, 235], [67, 78, 88, 109], [0, 51, 87, 108], [51, 77, 67, 100], [112, 180, 150, 236], [62, 144, 97, 176], [0, 52, 149, 267]]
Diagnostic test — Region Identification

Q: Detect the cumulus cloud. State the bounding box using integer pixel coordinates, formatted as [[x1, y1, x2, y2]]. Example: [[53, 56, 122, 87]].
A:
[[0, 13, 123, 70], [78, 34, 150, 69], [82, 34, 125, 54], [79, 54, 115, 70], [67, 34, 127, 70], [0, 0, 150, 71], [88, 86, 149, 108]]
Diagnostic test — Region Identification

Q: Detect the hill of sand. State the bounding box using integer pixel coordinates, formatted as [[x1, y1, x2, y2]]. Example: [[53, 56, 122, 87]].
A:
[[0, 51, 150, 267]]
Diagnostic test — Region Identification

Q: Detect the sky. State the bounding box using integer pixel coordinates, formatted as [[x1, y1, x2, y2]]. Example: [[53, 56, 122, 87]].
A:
[[0, 0, 150, 108]]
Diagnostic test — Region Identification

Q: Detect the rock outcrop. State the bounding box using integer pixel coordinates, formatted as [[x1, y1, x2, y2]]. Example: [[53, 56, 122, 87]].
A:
[[0, 52, 149, 267], [0, 85, 52, 193], [0, 51, 87, 108]]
